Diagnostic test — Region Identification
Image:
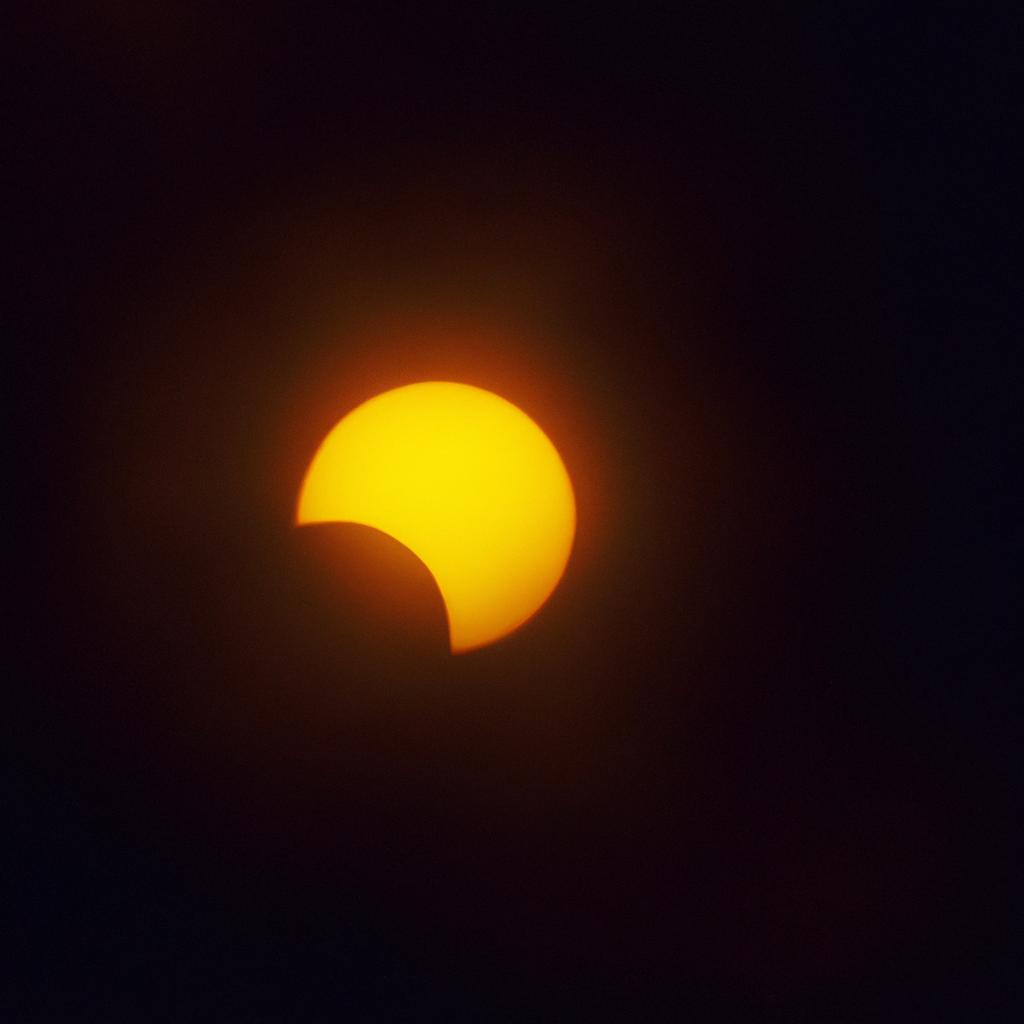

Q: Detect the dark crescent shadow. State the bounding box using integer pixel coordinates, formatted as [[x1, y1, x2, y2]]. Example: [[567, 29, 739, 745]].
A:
[[284, 520, 451, 664]]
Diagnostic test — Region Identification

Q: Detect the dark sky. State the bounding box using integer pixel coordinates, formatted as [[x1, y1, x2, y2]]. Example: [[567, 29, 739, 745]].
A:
[[11, 4, 1017, 1020]]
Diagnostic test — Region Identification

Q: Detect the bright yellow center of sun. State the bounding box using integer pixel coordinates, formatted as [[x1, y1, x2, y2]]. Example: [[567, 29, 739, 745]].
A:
[[296, 382, 576, 652]]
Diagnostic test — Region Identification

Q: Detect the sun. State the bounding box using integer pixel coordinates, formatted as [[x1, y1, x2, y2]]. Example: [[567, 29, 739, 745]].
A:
[[296, 382, 576, 652]]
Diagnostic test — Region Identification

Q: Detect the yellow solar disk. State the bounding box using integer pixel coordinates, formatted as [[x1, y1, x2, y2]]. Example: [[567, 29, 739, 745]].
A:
[[296, 382, 576, 652]]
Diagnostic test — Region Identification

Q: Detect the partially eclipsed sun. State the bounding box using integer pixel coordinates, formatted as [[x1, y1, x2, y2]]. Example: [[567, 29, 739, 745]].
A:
[[296, 382, 576, 652]]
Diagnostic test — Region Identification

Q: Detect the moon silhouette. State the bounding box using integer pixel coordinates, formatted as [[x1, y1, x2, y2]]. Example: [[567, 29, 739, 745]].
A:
[[296, 382, 576, 652]]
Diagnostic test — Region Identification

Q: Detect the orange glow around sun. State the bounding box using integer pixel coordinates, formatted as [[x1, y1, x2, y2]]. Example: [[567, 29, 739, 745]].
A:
[[296, 382, 576, 652]]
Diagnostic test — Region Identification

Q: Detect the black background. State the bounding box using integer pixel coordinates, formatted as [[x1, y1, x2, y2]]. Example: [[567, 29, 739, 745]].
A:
[[11, 4, 1018, 1020]]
